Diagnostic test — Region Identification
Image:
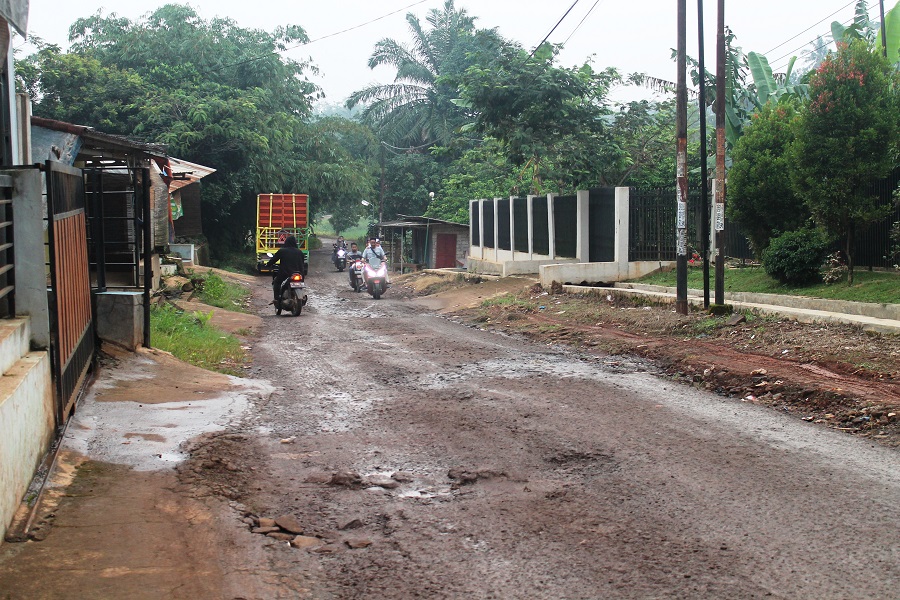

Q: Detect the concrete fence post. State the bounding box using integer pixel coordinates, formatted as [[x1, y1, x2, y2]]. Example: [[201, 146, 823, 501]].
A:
[[547, 193, 556, 259], [527, 195, 535, 260], [615, 187, 630, 276], [509, 195, 516, 260], [492, 197, 500, 262], [576, 189, 590, 262]]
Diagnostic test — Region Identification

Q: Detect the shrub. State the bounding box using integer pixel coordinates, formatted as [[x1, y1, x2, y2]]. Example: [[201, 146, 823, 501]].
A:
[[762, 228, 829, 284]]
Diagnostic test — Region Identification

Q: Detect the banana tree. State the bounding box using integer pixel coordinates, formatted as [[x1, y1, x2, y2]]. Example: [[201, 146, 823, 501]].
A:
[[746, 52, 809, 106], [831, 0, 900, 65]]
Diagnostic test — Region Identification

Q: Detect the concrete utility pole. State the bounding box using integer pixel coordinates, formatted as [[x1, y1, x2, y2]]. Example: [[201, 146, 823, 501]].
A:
[[714, 0, 726, 305], [698, 0, 710, 309], [879, 0, 888, 58], [675, 0, 689, 315]]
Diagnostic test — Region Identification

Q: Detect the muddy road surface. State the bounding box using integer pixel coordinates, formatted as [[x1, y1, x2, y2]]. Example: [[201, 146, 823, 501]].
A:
[[183, 248, 900, 599]]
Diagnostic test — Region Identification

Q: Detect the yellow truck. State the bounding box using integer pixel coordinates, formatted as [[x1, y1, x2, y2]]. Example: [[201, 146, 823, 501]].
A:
[[255, 193, 310, 273]]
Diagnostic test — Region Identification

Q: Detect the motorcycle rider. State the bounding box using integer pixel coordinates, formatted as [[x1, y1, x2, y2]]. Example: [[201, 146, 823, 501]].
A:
[[362, 237, 386, 267], [346, 242, 364, 287], [362, 237, 391, 287], [266, 235, 306, 303]]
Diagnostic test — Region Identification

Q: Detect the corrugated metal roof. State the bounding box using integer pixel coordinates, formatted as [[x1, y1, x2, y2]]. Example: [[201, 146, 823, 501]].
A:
[[377, 214, 468, 229], [31, 116, 167, 158], [168, 157, 216, 191]]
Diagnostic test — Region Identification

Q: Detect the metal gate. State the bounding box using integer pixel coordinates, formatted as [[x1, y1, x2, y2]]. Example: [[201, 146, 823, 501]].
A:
[[45, 160, 95, 425]]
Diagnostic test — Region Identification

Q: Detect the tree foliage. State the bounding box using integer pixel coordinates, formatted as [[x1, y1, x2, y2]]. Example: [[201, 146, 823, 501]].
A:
[[17, 4, 374, 253], [791, 39, 900, 282], [346, 0, 487, 147], [728, 101, 810, 255]]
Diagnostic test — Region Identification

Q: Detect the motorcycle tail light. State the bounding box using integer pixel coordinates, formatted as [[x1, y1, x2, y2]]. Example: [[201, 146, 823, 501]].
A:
[[291, 273, 303, 282]]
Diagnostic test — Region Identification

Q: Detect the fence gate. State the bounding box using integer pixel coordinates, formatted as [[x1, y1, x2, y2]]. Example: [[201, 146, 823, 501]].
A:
[[45, 160, 95, 425]]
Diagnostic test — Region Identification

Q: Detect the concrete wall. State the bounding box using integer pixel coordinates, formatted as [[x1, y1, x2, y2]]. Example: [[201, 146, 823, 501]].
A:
[[95, 291, 144, 351], [0, 334, 54, 542], [9, 168, 51, 349], [472, 188, 666, 284], [540, 260, 673, 286]]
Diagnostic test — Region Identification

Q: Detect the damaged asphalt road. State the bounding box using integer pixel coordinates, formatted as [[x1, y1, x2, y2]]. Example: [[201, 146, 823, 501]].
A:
[[3, 248, 900, 599], [189, 250, 900, 599]]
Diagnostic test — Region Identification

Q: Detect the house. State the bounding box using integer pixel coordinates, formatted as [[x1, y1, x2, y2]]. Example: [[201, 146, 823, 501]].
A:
[[377, 215, 469, 271], [168, 157, 216, 266]]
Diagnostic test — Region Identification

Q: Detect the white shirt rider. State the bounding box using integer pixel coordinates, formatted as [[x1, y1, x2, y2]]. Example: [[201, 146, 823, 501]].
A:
[[362, 239, 386, 268]]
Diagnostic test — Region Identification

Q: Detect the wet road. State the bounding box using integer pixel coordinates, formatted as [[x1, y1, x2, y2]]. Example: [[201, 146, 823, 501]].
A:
[[223, 248, 900, 599]]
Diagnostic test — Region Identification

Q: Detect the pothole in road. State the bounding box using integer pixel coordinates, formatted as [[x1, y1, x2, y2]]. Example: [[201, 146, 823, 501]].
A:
[[546, 449, 620, 478]]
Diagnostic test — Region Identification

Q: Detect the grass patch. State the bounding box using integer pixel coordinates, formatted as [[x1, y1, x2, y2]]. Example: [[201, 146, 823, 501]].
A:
[[189, 270, 252, 312], [481, 293, 536, 310], [150, 304, 247, 375], [633, 267, 900, 304]]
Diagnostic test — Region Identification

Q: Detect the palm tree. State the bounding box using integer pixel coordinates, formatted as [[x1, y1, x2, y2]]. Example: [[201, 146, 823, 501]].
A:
[[346, 0, 478, 147]]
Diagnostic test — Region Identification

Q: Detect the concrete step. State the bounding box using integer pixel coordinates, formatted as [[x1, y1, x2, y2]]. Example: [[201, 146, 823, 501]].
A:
[[0, 318, 31, 376], [0, 350, 54, 543]]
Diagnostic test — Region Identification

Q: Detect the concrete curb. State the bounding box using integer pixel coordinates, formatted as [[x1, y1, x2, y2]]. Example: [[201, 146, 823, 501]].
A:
[[563, 284, 900, 335]]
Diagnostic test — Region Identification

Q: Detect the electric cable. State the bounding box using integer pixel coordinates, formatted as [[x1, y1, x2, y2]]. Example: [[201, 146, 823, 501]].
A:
[[762, 0, 857, 56], [202, 0, 432, 74], [562, 0, 605, 48], [528, 0, 581, 58], [767, 1, 878, 72]]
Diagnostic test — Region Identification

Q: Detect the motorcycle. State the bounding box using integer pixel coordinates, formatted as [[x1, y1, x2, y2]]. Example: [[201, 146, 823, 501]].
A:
[[362, 261, 388, 300], [273, 272, 308, 317], [348, 257, 365, 292], [332, 247, 347, 272]]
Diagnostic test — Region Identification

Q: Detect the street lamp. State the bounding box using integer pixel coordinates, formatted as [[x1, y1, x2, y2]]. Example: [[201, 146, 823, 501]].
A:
[[361, 200, 375, 238]]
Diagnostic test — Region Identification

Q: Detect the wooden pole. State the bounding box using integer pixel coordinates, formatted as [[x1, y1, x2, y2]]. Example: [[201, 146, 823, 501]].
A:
[[675, 0, 689, 315], [698, 0, 710, 309], [714, 0, 726, 305]]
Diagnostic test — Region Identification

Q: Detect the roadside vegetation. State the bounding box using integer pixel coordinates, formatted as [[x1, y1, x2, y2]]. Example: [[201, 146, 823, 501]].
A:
[[634, 266, 900, 304], [15, 1, 899, 271], [149, 304, 248, 375], [188, 270, 253, 312]]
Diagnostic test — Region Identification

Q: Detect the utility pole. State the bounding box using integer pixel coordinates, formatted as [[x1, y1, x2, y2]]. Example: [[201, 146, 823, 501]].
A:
[[379, 142, 386, 238], [675, 0, 689, 315], [698, 0, 710, 309], [879, 0, 888, 58], [714, 0, 726, 305]]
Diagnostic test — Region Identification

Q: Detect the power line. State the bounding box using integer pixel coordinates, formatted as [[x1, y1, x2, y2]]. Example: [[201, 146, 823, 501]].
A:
[[762, 0, 857, 56], [205, 0, 431, 74], [562, 0, 605, 48], [528, 0, 581, 58], [767, 1, 878, 72]]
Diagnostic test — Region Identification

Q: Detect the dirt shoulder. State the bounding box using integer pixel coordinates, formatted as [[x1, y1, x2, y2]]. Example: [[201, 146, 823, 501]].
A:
[[400, 271, 900, 448]]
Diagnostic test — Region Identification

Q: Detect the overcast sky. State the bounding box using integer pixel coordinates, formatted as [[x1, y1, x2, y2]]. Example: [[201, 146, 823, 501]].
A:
[[20, 0, 871, 106]]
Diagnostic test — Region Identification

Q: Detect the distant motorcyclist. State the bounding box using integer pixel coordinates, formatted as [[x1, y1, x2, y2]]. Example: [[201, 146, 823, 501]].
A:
[[266, 235, 306, 302]]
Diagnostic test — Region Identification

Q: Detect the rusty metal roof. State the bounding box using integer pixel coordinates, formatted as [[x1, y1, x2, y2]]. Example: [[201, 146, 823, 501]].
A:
[[167, 157, 216, 192]]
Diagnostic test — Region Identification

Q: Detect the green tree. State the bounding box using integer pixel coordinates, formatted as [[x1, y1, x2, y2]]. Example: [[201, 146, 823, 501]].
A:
[[728, 101, 810, 255], [791, 39, 900, 283], [456, 38, 619, 192], [425, 138, 525, 223], [17, 5, 375, 254], [346, 0, 483, 147]]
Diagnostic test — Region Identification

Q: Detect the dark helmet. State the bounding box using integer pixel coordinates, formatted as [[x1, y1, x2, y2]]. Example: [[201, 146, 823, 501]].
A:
[[285, 235, 298, 248]]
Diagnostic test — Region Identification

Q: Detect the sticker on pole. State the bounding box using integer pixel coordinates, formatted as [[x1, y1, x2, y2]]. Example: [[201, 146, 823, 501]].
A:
[[714, 203, 725, 232], [677, 201, 687, 229]]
